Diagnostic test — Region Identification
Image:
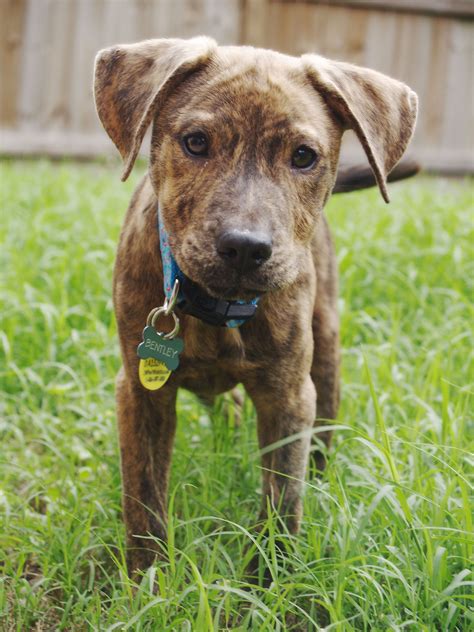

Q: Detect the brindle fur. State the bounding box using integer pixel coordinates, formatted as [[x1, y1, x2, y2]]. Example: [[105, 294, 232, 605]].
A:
[[94, 37, 417, 575]]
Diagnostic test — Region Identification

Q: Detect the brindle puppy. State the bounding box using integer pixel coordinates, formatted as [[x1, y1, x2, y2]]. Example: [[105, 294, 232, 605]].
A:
[[94, 37, 417, 576]]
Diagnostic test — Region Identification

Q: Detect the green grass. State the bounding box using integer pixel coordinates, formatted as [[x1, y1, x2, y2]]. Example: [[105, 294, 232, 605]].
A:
[[0, 159, 472, 631]]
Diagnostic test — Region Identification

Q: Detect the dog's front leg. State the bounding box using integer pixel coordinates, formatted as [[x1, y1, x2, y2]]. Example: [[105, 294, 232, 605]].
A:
[[246, 373, 316, 534], [116, 368, 177, 576]]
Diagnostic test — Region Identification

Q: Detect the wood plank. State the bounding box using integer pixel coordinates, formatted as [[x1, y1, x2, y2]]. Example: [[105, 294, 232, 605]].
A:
[[17, 0, 50, 129], [0, 129, 120, 157], [70, 0, 111, 131], [42, 0, 77, 130], [441, 18, 474, 154], [0, 0, 27, 126], [202, 0, 241, 44], [282, 0, 474, 19], [241, 0, 269, 46]]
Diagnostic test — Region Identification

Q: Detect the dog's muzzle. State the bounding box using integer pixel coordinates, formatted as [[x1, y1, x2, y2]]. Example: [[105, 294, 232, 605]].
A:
[[216, 229, 272, 274], [158, 205, 260, 327]]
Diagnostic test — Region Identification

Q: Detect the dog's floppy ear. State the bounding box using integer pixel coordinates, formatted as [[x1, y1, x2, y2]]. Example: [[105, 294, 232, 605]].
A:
[[302, 55, 418, 202], [94, 37, 217, 181]]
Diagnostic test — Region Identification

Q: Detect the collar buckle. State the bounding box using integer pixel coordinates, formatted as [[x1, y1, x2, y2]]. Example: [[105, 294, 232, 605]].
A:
[[178, 277, 258, 327]]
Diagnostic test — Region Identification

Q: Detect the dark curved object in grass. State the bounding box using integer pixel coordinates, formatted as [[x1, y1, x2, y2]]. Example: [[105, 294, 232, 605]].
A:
[[334, 157, 420, 194]]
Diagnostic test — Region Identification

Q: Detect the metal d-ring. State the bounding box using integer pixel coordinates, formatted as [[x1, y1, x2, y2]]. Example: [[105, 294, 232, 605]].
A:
[[164, 279, 180, 316], [145, 279, 181, 338], [146, 307, 161, 327], [151, 306, 180, 340]]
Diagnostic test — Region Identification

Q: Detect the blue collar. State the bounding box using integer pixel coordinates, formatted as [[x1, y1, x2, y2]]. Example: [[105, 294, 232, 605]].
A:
[[158, 205, 259, 327]]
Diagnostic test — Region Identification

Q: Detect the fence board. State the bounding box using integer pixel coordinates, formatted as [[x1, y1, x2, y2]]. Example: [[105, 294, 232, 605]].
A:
[[294, 0, 474, 18], [0, 0, 26, 126]]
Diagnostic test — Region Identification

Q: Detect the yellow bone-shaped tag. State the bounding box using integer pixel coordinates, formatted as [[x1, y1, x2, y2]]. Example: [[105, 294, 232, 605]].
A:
[[138, 358, 171, 390]]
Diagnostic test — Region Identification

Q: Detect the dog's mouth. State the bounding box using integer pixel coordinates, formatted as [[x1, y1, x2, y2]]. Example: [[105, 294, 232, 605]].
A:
[[177, 257, 273, 302], [175, 246, 295, 303], [178, 261, 291, 303], [203, 282, 267, 302]]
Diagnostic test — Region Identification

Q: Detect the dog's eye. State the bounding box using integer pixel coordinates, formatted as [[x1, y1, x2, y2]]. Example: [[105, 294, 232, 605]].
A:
[[291, 145, 317, 170], [183, 133, 209, 157]]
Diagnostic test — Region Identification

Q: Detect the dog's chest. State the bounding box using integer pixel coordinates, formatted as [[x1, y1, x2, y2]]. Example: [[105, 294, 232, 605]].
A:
[[174, 320, 257, 395], [177, 363, 239, 397]]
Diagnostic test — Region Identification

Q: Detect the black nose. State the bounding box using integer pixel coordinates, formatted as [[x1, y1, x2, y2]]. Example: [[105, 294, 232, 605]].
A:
[[216, 230, 272, 272]]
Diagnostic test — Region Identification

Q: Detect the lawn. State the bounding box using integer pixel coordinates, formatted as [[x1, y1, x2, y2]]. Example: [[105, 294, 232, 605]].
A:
[[0, 159, 472, 631]]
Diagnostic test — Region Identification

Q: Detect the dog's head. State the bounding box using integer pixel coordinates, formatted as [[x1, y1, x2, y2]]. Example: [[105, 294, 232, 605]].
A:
[[94, 37, 417, 299]]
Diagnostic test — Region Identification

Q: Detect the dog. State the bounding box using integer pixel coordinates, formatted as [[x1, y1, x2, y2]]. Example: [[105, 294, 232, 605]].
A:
[[93, 37, 417, 576]]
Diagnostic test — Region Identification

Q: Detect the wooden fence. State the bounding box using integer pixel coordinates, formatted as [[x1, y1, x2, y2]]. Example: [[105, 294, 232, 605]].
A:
[[1, 0, 473, 171]]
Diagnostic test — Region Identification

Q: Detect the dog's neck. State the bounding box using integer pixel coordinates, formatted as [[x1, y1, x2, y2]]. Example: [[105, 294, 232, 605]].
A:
[[157, 204, 259, 328]]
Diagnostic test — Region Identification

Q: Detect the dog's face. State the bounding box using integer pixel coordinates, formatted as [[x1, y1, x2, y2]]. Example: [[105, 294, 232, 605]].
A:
[[150, 51, 341, 299], [94, 38, 417, 298]]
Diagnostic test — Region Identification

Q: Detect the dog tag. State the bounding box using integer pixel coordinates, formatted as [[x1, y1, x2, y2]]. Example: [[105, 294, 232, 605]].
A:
[[138, 358, 171, 391], [137, 324, 184, 390], [137, 325, 184, 370]]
